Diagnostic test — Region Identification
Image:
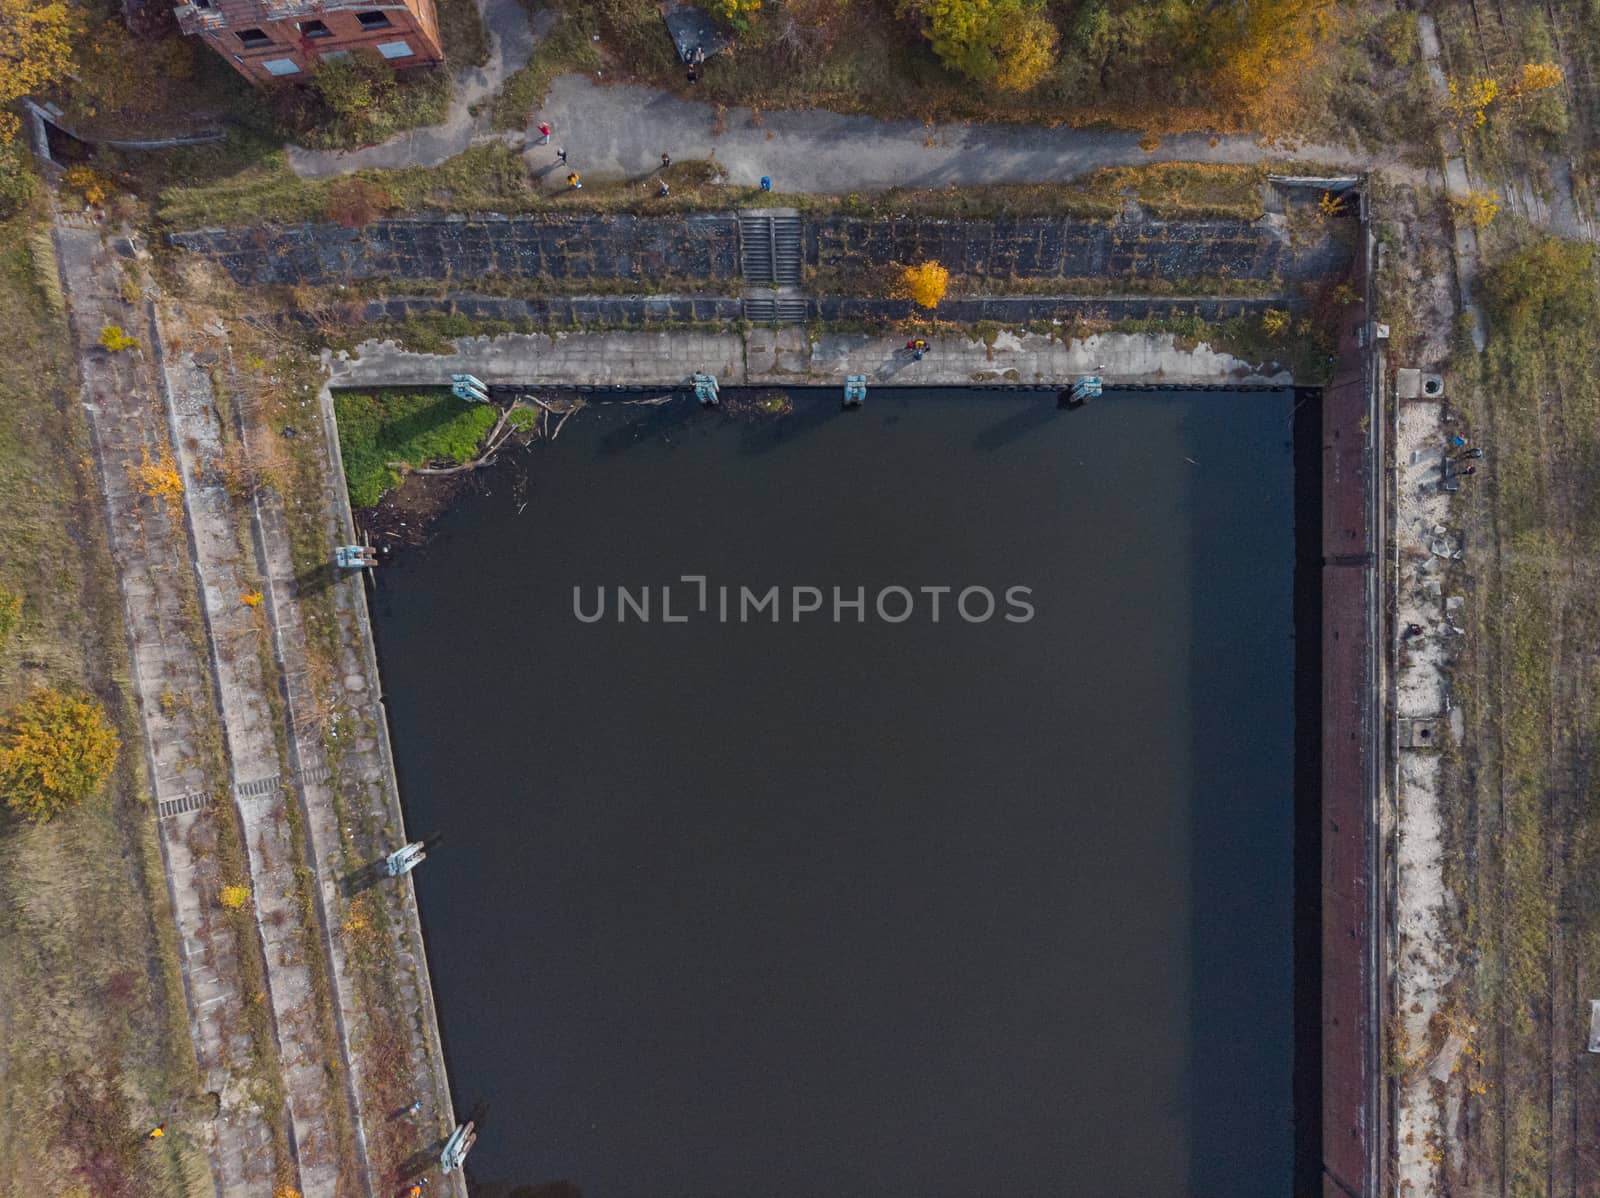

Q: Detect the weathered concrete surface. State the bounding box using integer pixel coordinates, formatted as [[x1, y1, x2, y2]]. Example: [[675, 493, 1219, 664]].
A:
[[157, 307, 468, 1195], [56, 216, 284, 1197], [324, 326, 1293, 389], [166, 212, 1349, 290], [57, 212, 467, 1198], [157, 330, 361, 1197], [1390, 392, 1465, 1195]]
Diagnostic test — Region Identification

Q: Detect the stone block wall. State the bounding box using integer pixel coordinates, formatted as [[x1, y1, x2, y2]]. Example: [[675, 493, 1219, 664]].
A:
[[169, 211, 1353, 291], [808, 216, 1351, 284], [168, 214, 742, 288]]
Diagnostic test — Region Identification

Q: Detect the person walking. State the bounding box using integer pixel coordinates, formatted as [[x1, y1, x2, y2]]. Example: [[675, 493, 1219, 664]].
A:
[[661, 152, 672, 170], [537, 122, 551, 145], [556, 147, 568, 166], [567, 172, 582, 190], [657, 179, 670, 197]]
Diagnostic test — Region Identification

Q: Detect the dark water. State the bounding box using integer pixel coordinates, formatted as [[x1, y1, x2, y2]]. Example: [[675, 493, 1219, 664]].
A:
[[370, 389, 1300, 1198]]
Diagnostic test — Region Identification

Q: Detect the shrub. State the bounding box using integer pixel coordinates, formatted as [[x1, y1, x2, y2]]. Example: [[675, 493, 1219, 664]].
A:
[[0, 688, 121, 822], [1261, 308, 1289, 336], [313, 51, 396, 129], [1480, 238, 1597, 338], [63, 164, 110, 207], [326, 177, 396, 228], [219, 884, 251, 909], [98, 324, 139, 352], [1453, 190, 1500, 229]]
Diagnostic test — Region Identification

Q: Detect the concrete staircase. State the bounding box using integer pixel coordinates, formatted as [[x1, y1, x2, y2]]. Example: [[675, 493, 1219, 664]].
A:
[[738, 210, 806, 324]]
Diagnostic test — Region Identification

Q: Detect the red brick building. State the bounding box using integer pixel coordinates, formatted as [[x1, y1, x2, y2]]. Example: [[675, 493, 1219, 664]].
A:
[[173, 0, 442, 85]]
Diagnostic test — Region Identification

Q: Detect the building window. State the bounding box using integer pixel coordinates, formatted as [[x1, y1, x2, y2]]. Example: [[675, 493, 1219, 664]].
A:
[[320, 49, 352, 63], [376, 38, 412, 58], [298, 19, 332, 37], [237, 26, 270, 47], [356, 10, 392, 29], [262, 56, 301, 75]]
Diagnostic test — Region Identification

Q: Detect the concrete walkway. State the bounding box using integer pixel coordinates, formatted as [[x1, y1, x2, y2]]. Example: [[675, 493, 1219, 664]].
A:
[[287, 0, 545, 179], [286, 8, 1427, 191], [325, 326, 1293, 390], [522, 73, 1397, 192]]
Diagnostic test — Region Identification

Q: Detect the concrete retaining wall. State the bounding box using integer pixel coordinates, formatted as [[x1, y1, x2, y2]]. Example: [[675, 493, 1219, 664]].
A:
[[168, 212, 1351, 290], [309, 292, 1297, 332]]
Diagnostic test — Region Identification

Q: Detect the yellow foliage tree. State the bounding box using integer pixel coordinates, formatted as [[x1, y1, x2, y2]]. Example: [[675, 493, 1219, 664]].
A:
[[901, 0, 1058, 92], [1507, 61, 1563, 103], [715, 0, 761, 27], [1202, 0, 1333, 108], [1447, 75, 1500, 126], [132, 445, 184, 499], [0, 0, 77, 144], [1453, 190, 1500, 229], [1261, 308, 1290, 336], [0, 688, 120, 821], [897, 260, 950, 309]]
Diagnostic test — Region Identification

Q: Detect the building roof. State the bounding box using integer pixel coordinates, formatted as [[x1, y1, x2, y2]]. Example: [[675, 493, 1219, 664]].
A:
[[174, 0, 407, 35]]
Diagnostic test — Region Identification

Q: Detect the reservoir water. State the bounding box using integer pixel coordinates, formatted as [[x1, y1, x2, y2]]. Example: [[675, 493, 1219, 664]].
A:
[[369, 388, 1302, 1197]]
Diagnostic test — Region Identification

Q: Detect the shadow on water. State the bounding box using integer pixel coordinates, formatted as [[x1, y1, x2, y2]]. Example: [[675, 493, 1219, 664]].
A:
[[1290, 388, 1325, 1191], [734, 397, 847, 456], [594, 400, 704, 455], [1183, 387, 1301, 1198], [970, 398, 1061, 452]]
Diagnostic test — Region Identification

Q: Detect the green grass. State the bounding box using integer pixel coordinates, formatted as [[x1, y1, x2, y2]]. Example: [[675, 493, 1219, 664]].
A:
[[333, 387, 501, 506]]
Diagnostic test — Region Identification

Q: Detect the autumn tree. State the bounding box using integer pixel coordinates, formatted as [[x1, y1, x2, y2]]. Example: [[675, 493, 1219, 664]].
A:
[[0, 0, 76, 144], [900, 0, 1059, 92], [0, 688, 120, 822], [897, 260, 950, 309], [1196, 0, 1334, 108]]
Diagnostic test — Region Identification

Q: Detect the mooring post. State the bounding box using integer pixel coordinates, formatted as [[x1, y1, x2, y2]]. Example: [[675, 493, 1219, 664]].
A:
[[1061, 374, 1103, 408], [450, 373, 490, 403], [383, 841, 427, 877], [334, 544, 379, 570], [843, 374, 866, 408], [440, 1121, 477, 1172], [693, 373, 720, 406]]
